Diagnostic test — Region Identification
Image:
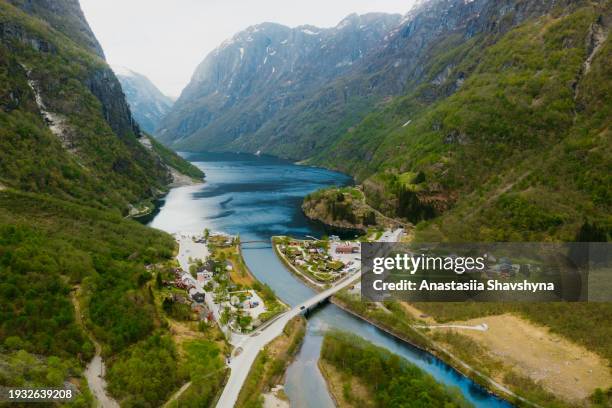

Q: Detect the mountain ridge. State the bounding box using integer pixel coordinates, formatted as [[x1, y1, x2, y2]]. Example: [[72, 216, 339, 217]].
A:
[[158, 0, 610, 241], [113, 65, 174, 135], [0, 0, 202, 212], [157, 12, 403, 153]]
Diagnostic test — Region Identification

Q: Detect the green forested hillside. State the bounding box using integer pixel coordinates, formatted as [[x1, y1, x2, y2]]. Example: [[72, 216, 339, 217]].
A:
[[310, 2, 611, 241], [321, 330, 472, 408], [0, 1, 207, 405], [0, 190, 173, 355], [148, 135, 204, 180], [0, 1, 202, 212], [0, 190, 176, 402]]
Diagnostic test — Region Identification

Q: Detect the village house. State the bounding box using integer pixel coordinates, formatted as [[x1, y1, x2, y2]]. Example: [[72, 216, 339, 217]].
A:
[[336, 244, 359, 254], [197, 270, 213, 283], [189, 288, 206, 303]]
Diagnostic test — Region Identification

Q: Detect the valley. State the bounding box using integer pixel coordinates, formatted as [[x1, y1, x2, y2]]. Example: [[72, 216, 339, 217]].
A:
[[156, 0, 611, 244], [0, 0, 610, 407]]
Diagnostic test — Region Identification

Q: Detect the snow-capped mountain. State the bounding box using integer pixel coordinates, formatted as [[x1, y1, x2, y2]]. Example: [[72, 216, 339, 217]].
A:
[[156, 13, 402, 152], [113, 66, 174, 135]]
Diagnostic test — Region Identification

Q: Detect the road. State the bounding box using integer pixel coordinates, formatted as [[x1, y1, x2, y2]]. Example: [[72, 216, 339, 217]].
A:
[[215, 229, 400, 407], [175, 233, 209, 271], [71, 288, 119, 408], [379, 228, 404, 242], [414, 323, 489, 332], [215, 272, 361, 408]]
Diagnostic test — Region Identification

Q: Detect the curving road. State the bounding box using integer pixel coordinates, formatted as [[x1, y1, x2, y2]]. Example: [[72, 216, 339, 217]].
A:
[[215, 272, 361, 408]]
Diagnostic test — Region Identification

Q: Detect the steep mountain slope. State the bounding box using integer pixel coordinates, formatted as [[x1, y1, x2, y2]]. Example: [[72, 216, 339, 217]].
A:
[[113, 65, 174, 135], [7, 0, 105, 57], [162, 0, 609, 241], [0, 0, 201, 211], [268, 0, 583, 160], [0, 1, 206, 405], [157, 13, 402, 155], [308, 0, 611, 241]]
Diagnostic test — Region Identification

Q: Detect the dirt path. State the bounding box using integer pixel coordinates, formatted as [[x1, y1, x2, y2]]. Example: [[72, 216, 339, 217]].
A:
[[415, 323, 488, 331], [71, 287, 119, 408], [162, 381, 192, 408]]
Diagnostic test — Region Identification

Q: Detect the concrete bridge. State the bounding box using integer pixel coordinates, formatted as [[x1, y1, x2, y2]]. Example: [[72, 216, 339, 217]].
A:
[[216, 272, 361, 408]]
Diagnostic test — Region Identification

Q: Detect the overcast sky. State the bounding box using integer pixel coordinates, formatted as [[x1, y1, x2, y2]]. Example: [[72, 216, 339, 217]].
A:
[[80, 0, 415, 98]]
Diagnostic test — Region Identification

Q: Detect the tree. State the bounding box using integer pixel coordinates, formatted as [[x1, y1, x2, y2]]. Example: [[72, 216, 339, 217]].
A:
[[220, 308, 230, 326], [414, 171, 426, 184], [576, 220, 608, 242]]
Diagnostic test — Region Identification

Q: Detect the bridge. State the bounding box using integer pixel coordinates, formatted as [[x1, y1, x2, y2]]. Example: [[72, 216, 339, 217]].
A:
[[216, 272, 361, 408], [238, 240, 270, 244]]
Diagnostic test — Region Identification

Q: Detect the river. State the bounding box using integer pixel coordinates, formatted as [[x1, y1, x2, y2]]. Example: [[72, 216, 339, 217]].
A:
[[148, 151, 512, 408]]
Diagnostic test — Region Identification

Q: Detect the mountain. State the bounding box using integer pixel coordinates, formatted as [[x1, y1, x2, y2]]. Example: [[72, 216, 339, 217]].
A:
[[308, 0, 611, 242], [113, 66, 174, 135], [0, 1, 206, 405], [0, 0, 202, 211], [161, 0, 610, 241], [157, 13, 402, 154]]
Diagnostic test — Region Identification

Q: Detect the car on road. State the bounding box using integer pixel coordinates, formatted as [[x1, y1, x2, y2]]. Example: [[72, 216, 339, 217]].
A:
[[300, 306, 306, 310]]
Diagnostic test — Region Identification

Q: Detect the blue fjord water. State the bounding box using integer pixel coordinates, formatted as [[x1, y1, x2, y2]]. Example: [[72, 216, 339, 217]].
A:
[[149, 152, 512, 408]]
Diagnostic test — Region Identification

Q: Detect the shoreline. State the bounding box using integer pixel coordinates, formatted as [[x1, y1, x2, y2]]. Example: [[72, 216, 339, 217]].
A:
[[130, 177, 206, 221], [238, 242, 291, 311], [316, 360, 344, 408], [155, 155, 524, 407], [271, 238, 327, 292], [329, 296, 530, 407], [301, 210, 367, 237]]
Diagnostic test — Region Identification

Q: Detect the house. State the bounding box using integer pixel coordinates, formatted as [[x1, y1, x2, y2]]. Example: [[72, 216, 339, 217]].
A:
[[189, 288, 206, 303], [197, 271, 213, 282], [336, 245, 358, 254]]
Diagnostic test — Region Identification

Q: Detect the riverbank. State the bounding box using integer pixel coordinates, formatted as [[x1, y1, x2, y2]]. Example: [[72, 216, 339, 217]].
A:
[[302, 186, 411, 234], [318, 359, 373, 408], [146, 151, 522, 408], [235, 316, 306, 408], [174, 232, 286, 340], [329, 295, 540, 407]]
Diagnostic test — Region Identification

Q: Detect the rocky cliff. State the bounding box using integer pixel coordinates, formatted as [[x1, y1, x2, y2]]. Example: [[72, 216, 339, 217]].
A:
[[0, 0, 201, 211]]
